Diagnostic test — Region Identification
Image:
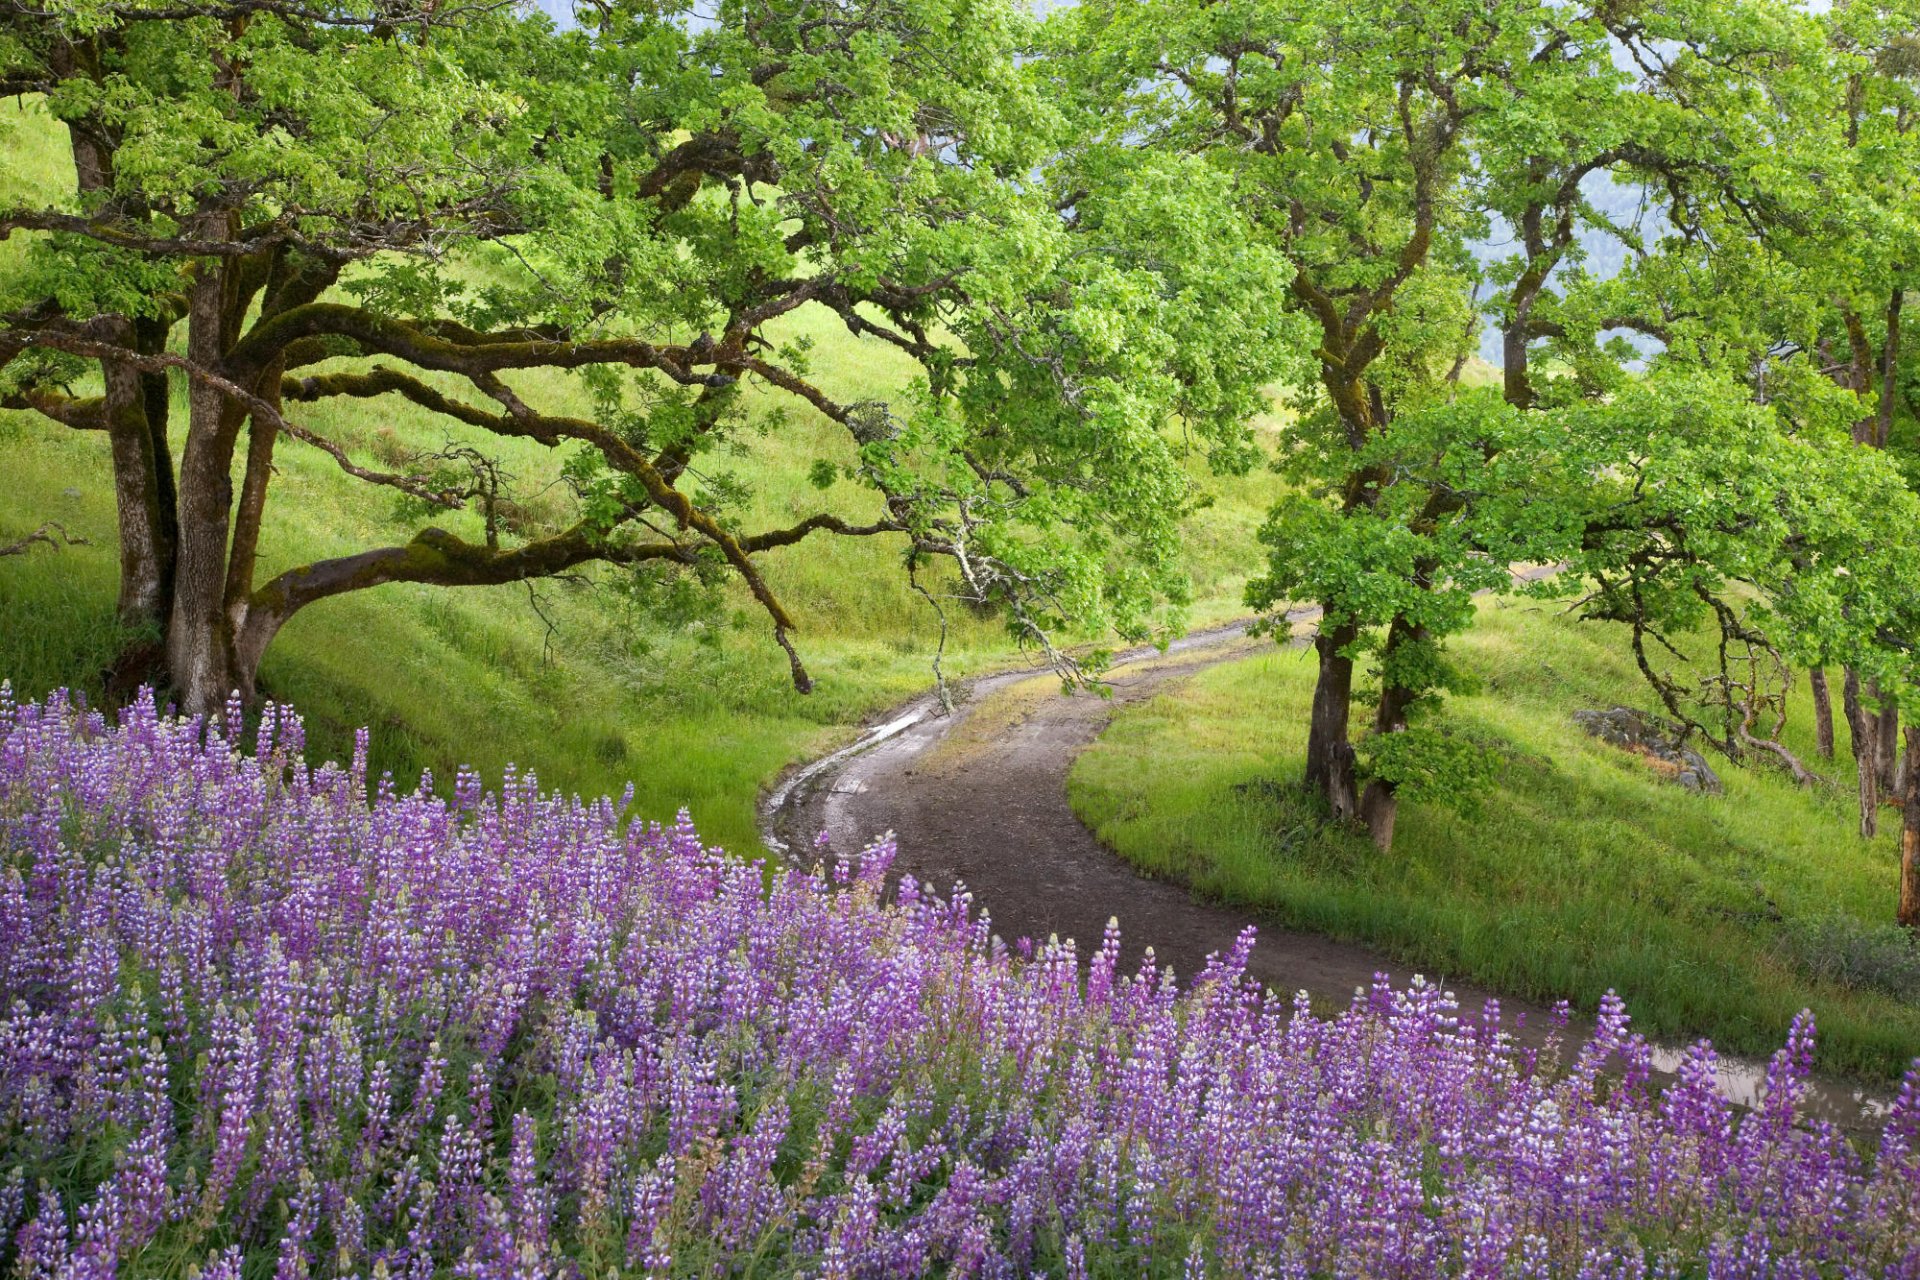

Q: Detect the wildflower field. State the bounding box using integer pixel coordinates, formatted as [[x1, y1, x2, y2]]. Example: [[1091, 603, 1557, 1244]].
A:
[[2, 688, 1917, 1278]]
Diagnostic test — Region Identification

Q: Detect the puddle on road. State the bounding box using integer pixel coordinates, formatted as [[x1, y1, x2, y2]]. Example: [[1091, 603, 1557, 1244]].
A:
[[1641, 1041, 1890, 1130]]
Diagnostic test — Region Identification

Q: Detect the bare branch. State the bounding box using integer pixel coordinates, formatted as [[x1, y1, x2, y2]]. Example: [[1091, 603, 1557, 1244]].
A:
[[0, 521, 87, 557]]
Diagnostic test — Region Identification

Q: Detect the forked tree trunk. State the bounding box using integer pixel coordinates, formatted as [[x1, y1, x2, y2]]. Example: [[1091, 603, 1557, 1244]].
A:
[[1902, 725, 1920, 930], [166, 255, 256, 717], [1305, 622, 1361, 821], [1809, 667, 1835, 760], [1843, 667, 1880, 839]]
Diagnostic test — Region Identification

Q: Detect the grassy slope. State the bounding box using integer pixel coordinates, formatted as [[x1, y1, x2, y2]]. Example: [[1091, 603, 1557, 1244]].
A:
[[0, 97, 1278, 853], [1069, 597, 1920, 1080]]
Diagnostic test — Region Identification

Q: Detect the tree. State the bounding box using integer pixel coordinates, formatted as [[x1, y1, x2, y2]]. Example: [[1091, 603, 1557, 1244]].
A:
[[1056, 0, 1523, 837], [1056, 0, 1728, 845], [1600, 0, 1920, 844], [0, 0, 1286, 715], [1060, 0, 1920, 886], [1493, 0, 1920, 922], [1808, 0, 1920, 832]]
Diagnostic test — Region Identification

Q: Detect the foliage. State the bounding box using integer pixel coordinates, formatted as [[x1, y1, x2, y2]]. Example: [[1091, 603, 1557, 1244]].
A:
[[1497, 373, 1920, 743], [0, 80, 1291, 854], [1049, 0, 1920, 861], [0, 0, 1291, 712], [4, 686, 1920, 1278], [1355, 722, 1498, 816]]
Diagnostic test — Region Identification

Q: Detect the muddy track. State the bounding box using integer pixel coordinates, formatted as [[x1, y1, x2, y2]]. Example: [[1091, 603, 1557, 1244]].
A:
[[760, 611, 1889, 1127], [763, 612, 1500, 1008]]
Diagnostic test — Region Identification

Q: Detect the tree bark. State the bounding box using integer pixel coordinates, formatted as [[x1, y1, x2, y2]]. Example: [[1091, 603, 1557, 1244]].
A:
[[166, 249, 254, 716], [1358, 613, 1429, 850], [1902, 724, 1920, 930], [1843, 666, 1880, 839], [1876, 697, 1901, 796], [1358, 696, 1409, 848], [98, 323, 175, 631], [1809, 666, 1835, 760], [1358, 779, 1396, 850], [1501, 320, 1533, 413], [61, 114, 178, 634], [1843, 306, 1878, 445], [1305, 622, 1361, 820], [223, 355, 284, 640], [1877, 287, 1902, 450]]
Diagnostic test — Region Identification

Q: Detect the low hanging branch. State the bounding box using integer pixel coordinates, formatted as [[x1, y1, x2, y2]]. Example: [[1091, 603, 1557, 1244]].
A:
[[1588, 556, 1823, 787], [1694, 587, 1825, 788]]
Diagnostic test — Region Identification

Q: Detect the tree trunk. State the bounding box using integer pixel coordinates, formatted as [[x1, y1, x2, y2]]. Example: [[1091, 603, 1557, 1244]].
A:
[[1843, 667, 1879, 839], [1809, 666, 1835, 760], [1358, 615, 1425, 851], [1877, 287, 1903, 450], [1305, 621, 1360, 820], [1902, 725, 1920, 930], [223, 357, 283, 639], [1876, 697, 1901, 796], [62, 121, 178, 636], [1843, 307, 1878, 445], [1501, 321, 1533, 412], [1902, 739, 1916, 813], [99, 328, 175, 631], [1358, 781, 1396, 850], [165, 254, 253, 717]]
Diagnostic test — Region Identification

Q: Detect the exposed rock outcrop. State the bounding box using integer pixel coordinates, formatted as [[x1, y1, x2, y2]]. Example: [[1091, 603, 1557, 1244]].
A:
[[1572, 706, 1724, 794]]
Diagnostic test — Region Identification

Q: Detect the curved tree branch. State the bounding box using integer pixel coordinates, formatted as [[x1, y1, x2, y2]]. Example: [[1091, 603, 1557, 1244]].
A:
[[0, 521, 87, 557]]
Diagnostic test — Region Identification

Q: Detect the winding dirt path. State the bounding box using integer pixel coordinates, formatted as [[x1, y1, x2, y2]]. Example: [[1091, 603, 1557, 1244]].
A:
[[764, 613, 1495, 1007], [760, 613, 1889, 1128]]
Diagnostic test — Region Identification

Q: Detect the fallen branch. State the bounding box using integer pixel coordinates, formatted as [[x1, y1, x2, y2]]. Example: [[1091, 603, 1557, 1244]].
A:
[[0, 521, 86, 557]]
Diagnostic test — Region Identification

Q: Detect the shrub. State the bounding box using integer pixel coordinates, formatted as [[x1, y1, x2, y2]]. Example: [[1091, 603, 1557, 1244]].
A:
[[1, 687, 1917, 1277], [1779, 914, 1920, 1003]]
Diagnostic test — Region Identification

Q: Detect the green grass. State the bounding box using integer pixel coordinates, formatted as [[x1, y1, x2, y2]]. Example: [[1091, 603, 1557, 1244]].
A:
[[1068, 596, 1920, 1082], [0, 95, 1279, 853]]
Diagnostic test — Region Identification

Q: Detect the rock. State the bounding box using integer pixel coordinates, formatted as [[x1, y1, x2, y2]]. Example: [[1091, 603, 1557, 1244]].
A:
[[1674, 748, 1722, 793], [1572, 706, 1724, 795]]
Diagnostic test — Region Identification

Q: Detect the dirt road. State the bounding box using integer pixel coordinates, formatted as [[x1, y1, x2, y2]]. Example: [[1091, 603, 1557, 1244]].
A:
[[761, 614, 1889, 1127], [764, 615, 1491, 1008]]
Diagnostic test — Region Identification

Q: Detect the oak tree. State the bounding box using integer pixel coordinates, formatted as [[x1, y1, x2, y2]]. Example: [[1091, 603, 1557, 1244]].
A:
[[0, 0, 1285, 714]]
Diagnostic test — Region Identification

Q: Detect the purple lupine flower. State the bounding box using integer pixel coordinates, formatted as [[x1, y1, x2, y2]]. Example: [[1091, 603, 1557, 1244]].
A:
[[2, 688, 1917, 1279]]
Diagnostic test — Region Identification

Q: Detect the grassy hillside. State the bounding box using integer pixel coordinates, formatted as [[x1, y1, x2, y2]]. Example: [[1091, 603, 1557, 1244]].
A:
[[1069, 596, 1920, 1080], [0, 96, 1281, 852]]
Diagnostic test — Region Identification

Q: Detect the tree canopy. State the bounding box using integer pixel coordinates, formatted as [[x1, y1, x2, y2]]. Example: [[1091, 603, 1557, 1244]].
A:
[[0, 0, 1289, 714]]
